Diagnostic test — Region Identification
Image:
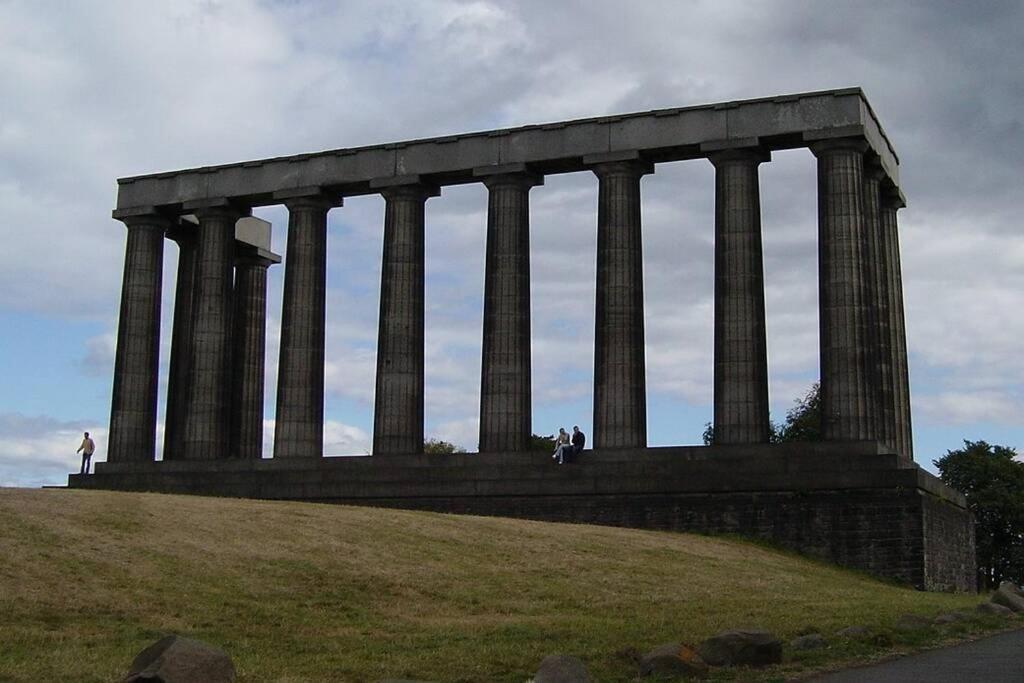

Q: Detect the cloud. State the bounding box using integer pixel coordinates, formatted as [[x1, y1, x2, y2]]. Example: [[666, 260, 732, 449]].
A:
[[0, 413, 105, 487], [2, 0, 1023, 488]]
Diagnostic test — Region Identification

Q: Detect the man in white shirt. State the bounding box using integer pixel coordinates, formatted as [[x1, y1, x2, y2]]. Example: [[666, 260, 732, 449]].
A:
[[76, 432, 96, 474]]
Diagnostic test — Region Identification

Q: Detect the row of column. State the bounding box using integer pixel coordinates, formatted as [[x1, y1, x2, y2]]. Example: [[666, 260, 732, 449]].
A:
[[107, 136, 912, 463]]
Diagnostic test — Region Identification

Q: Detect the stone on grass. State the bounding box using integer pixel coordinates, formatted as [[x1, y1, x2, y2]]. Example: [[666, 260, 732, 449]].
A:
[[933, 612, 965, 625], [991, 582, 1024, 612], [123, 635, 235, 683], [696, 629, 782, 667], [639, 642, 708, 678], [533, 654, 592, 683], [789, 633, 827, 650], [835, 625, 869, 638], [976, 602, 1014, 617], [894, 614, 931, 631]]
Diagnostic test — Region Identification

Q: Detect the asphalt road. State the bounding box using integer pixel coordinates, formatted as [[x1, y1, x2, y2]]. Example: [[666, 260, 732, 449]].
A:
[[809, 629, 1024, 682]]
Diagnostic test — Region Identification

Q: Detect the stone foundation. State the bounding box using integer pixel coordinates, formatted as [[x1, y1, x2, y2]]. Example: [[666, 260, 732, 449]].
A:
[[68, 441, 975, 592]]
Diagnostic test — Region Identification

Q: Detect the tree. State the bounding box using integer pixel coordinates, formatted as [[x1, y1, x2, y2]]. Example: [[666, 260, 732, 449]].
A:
[[933, 440, 1024, 588], [423, 438, 462, 454], [529, 433, 556, 452], [703, 382, 820, 445], [774, 382, 822, 443]]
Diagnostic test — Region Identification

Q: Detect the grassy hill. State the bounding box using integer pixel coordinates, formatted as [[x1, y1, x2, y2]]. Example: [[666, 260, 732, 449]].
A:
[[0, 488, 1010, 682]]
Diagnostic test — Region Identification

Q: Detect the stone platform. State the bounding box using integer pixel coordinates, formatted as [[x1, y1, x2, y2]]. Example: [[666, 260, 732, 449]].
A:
[[67, 442, 976, 592]]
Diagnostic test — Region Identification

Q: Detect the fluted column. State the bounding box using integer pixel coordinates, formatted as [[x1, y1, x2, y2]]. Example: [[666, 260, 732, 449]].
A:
[[588, 154, 651, 449], [863, 162, 894, 449], [476, 167, 542, 452], [811, 138, 876, 442], [163, 227, 197, 461], [273, 192, 337, 458], [182, 202, 242, 459], [709, 147, 771, 444], [882, 188, 913, 462], [107, 212, 167, 463], [372, 180, 438, 455], [230, 253, 274, 459]]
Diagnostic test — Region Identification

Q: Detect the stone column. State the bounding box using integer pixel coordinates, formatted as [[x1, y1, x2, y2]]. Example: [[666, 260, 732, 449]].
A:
[[107, 211, 167, 463], [587, 153, 652, 449], [273, 191, 338, 458], [863, 162, 894, 450], [811, 138, 876, 442], [882, 188, 913, 462], [708, 147, 772, 444], [181, 202, 243, 459], [475, 166, 542, 452], [162, 226, 197, 461], [230, 252, 274, 459], [371, 179, 439, 455]]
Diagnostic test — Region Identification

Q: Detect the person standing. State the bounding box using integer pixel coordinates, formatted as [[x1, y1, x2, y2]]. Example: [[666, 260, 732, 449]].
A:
[[76, 432, 95, 474]]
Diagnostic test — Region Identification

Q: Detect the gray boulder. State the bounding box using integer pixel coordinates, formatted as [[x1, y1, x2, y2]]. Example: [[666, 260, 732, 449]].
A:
[[639, 642, 708, 678], [977, 602, 1015, 617], [697, 629, 782, 667], [835, 625, 869, 638], [533, 655, 591, 683], [992, 582, 1024, 612], [933, 612, 965, 625], [789, 633, 826, 650], [123, 635, 235, 683], [894, 614, 931, 631]]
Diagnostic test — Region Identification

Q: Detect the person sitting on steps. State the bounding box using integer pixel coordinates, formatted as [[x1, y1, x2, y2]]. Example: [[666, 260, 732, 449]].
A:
[[554, 425, 586, 465]]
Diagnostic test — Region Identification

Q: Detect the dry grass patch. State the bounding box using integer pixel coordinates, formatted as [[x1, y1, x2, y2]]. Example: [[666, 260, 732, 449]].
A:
[[0, 488, 1006, 682]]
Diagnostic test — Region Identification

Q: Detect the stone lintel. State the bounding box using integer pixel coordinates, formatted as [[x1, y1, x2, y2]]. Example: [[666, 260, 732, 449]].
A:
[[116, 89, 902, 209], [583, 149, 644, 166], [471, 162, 544, 183], [112, 206, 171, 222]]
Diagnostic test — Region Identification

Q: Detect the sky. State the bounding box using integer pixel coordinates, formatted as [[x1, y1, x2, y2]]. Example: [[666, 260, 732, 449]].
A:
[[1, 0, 1022, 487]]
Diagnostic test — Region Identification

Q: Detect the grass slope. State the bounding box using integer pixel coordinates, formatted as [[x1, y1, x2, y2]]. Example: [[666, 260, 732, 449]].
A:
[[0, 488, 1006, 682]]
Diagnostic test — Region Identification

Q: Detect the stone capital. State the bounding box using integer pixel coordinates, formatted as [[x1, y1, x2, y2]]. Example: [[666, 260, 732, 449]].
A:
[[112, 207, 174, 231], [881, 184, 907, 210], [584, 150, 654, 178], [372, 174, 441, 201], [273, 186, 342, 211], [181, 197, 250, 221], [705, 144, 771, 167], [474, 165, 544, 191], [808, 136, 870, 157], [863, 157, 887, 182]]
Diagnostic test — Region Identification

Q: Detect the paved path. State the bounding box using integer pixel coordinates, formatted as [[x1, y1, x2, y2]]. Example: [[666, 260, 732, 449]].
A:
[[810, 629, 1024, 682]]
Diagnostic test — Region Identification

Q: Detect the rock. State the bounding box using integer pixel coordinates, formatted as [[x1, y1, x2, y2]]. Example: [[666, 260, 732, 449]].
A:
[[992, 582, 1024, 612], [789, 633, 827, 650], [977, 602, 1015, 617], [697, 629, 782, 668], [639, 642, 708, 678], [123, 635, 235, 683], [835, 625, 870, 638], [933, 612, 965, 625], [894, 614, 931, 631], [1000, 581, 1024, 598], [534, 655, 592, 683]]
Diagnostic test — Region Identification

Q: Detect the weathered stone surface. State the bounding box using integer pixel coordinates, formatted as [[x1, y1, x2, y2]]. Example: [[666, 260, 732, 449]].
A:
[[697, 629, 782, 667], [976, 602, 1014, 617], [533, 654, 592, 683], [789, 633, 827, 650], [991, 582, 1024, 612], [123, 635, 235, 683], [709, 147, 771, 445], [835, 625, 870, 638], [639, 642, 708, 678], [933, 612, 965, 624], [894, 614, 931, 631]]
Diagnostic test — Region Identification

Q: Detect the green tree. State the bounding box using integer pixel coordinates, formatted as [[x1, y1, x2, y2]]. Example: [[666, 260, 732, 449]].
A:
[[933, 440, 1024, 588], [529, 433, 556, 452], [423, 438, 462, 454], [703, 382, 819, 445], [774, 382, 822, 443]]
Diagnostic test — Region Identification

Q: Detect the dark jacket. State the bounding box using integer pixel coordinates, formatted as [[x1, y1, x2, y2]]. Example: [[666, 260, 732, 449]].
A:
[[572, 430, 586, 452]]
